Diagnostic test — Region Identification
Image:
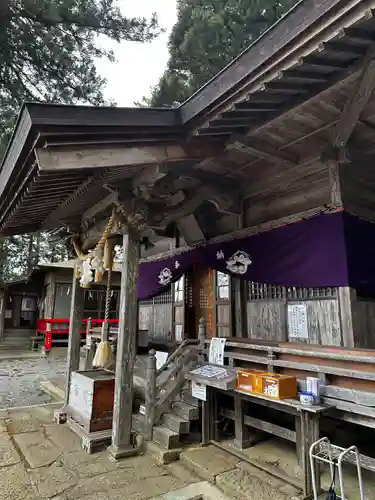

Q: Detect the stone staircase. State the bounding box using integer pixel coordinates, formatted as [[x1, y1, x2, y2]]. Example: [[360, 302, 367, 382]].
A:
[[133, 385, 201, 450], [132, 340, 203, 453], [0, 328, 34, 350]]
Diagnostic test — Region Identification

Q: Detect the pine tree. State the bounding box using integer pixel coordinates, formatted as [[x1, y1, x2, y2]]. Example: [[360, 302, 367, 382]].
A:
[[146, 0, 298, 106], [0, 0, 160, 146]]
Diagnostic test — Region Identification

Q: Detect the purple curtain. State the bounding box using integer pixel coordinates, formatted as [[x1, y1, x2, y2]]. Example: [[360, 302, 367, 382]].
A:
[[137, 211, 375, 300]]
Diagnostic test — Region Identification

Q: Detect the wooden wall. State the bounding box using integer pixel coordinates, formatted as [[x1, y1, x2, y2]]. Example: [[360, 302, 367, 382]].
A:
[[353, 299, 375, 349], [245, 284, 343, 346], [138, 288, 173, 343]]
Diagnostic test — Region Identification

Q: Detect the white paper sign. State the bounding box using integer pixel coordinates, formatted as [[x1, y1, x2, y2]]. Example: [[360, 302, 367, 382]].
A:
[[139, 404, 145, 415], [155, 351, 169, 370], [209, 337, 226, 365], [175, 324, 183, 342], [192, 381, 206, 401], [288, 304, 308, 339], [5, 310, 11, 319]]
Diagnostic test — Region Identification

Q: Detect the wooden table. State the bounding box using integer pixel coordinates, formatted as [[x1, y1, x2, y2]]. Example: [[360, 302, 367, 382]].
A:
[[202, 386, 332, 499]]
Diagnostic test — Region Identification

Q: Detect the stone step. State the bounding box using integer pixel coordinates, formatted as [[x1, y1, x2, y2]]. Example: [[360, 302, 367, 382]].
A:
[[171, 401, 200, 421], [153, 425, 180, 450], [161, 412, 190, 434]]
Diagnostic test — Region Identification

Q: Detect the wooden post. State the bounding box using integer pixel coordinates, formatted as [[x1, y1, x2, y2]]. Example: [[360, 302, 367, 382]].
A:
[[338, 286, 356, 348], [234, 396, 251, 450], [0, 289, 6, 343], [202, 386, 217, 445], [298, 411, 320, 498], [233, 278, 247, 337], [109, 228, 140, 460], [64, 270, 85, 406], [84, 317, 95, 370], [198, 317, 206, 363], [144, 349, 156, 440]]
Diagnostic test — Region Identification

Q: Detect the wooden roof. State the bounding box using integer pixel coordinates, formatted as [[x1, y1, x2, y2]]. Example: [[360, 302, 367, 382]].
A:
[[1, 0, 375, 240]]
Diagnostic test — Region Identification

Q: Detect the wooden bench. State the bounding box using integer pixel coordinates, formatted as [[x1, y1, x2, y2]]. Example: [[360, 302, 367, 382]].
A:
[[200, 339, 375, 497], [218, 389, 331, 498]]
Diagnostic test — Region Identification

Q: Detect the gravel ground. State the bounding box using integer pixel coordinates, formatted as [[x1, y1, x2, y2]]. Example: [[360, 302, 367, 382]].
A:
[[0, 352, 67, 408]]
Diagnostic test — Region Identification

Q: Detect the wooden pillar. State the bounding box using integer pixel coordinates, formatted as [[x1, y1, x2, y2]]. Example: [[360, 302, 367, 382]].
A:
[[64, 270, 85, 406], [83, 317, 96, 370], [233, 278, 247, 337], [326, 156, 357, 348], [338, 286, 356, 348], [144, 349, 156, 440], [234, 396, 250, 450], [298, 411, 320, 498], [202, 386, 217, 446], [109, 228, 140, 460], [0, 289, 6, 342]]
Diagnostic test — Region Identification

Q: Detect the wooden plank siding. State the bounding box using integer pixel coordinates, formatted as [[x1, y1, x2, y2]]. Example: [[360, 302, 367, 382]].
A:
[[245, 281, 343, 346]]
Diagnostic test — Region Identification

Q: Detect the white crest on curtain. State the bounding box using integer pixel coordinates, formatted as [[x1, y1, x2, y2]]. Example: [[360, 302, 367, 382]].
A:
[[158, 267, 173, 286], [226, 250, 252, 275]]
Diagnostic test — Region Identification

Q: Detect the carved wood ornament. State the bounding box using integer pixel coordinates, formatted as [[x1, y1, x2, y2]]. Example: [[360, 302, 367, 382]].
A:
[[74, 162, 242, 252]]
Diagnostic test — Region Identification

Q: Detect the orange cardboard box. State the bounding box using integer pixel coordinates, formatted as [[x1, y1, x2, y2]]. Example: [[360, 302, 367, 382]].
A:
[[237, 370, 297, 400]]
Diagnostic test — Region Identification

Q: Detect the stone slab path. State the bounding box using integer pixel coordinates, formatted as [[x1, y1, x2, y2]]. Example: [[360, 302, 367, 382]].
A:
[[0, 403, 200, 500], [0, 351, 67, 409]]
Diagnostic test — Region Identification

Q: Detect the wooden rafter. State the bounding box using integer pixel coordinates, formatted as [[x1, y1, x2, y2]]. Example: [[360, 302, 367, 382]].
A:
[[333, 59, 375, 148], [35, 142, 222, 171], [227, 135, 298, 168]]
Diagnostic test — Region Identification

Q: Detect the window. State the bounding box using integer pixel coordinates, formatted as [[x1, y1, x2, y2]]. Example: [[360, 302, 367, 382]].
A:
[[286, 287, 337, 300], [247, 282, 337, 300], [248, 282, 284, 300], [174, 276, 184, 303], [216, 272, 230, 300]]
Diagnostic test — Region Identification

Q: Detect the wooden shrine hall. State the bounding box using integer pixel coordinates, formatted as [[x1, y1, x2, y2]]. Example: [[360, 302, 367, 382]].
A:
[[3, 0, 375, 495]]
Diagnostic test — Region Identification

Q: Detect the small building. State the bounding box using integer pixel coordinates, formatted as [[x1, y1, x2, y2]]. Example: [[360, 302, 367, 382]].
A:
[[0, 261, 122, 350]]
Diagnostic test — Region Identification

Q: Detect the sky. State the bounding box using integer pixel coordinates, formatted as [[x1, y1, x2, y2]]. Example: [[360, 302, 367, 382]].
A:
[[95, 1, 178, 107]]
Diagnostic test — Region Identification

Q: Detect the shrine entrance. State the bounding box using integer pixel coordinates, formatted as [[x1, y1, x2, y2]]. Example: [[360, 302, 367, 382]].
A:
[[184, 265, 233, 339]]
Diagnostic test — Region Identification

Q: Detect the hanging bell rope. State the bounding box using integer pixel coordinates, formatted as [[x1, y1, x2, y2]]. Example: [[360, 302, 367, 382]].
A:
[[72, 209, 116, 286], [92, 239, 115, 369]]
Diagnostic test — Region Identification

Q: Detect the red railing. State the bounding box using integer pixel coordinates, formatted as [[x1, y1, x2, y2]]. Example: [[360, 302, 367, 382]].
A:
[[36, 318, 119, 351]]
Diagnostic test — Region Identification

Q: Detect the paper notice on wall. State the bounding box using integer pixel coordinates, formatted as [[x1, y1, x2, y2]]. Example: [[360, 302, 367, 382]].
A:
[[208, 337, 226, 365], [5, 310, 11, 319], [192, 381, 207, 401], [175, 324, 183, 342], [155, 351, 169, 371], [139, 404, 145, 415], [288, 304, 308, 339]]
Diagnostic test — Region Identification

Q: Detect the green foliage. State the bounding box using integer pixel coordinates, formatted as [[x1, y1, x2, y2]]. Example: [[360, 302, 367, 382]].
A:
[[2, 233, 68, 282], [0, 0, 160, 147], [147, 0, 299, 107], [0, 0, 160, 281]]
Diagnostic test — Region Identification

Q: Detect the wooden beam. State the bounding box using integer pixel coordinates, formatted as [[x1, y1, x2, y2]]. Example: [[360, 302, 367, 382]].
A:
[[333, 60, 375, 148], [227, 135, 298, 167], [64, 270, 85, 406], [109, 228, 140, 459], [82, 192, 118, 222], [132, 164, 169, 191], [35, 142, 221, 171], [177, 214, 205, 246]]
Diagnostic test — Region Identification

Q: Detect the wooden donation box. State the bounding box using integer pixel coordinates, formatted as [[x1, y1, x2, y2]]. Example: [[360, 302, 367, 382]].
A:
[[237, 370, 297, 400], [67, 370, 115, 432]]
